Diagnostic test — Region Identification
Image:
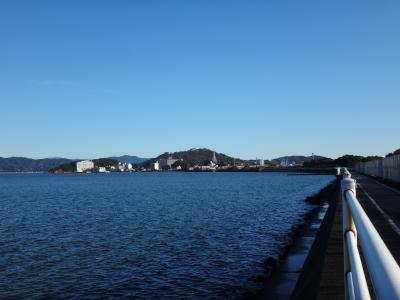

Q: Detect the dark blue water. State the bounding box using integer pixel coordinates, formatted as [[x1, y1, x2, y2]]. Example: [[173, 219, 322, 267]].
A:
[[0, 172, 332, 299]]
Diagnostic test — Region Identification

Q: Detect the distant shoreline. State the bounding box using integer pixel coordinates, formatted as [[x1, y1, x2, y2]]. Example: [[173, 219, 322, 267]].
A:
[[0, 171, 46, 174], [0, 168, 335, 175]]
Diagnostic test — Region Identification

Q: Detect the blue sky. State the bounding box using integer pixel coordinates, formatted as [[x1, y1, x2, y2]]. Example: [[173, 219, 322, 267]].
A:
[[1, 1, 399, 159]]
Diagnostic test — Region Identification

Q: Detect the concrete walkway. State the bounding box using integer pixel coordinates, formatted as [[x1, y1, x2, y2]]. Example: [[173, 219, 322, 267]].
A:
[[317, 173, 400, 299], [353, 173, 400, 263]]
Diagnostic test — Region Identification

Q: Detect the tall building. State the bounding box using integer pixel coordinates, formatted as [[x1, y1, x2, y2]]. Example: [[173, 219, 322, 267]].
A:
[[152, 161, 160, 171], [212, 151, 217, 163], [76, 160, 94, 172]]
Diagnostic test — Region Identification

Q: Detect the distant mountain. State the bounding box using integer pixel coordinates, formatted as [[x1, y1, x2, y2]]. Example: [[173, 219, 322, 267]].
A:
[[272, 155, 329, 165], [141, 148, 245, 168], [107, 155, 148, 164], [0, 157, 73, 172]]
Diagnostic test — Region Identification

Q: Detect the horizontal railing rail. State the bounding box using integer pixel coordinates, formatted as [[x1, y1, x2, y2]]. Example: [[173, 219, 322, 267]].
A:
[[340, 168, 400, 300]]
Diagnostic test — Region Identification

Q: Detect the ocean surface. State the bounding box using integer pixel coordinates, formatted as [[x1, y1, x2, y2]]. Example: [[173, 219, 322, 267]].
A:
[[0, 172, 333, 299]]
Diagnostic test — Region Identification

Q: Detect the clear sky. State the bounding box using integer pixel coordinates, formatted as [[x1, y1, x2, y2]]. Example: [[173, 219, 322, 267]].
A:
[[1, 1, 399, 160]]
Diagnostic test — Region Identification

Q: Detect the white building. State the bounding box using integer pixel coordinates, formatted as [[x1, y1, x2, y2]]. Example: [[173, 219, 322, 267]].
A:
[[152, 161, 160, 171], [256, 159, 265, 166], [98, 167, 107, 173], [212, 151, 218, 163], [208, 160, 218, 169], [118, 163, 126, 172], [76, 160, 94, 172], [127, 163, 133, 170], [208, 151, 218, 170]]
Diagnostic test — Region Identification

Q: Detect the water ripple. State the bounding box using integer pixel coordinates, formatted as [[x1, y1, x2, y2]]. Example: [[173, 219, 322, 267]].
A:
[[0, 172, 332, 299]]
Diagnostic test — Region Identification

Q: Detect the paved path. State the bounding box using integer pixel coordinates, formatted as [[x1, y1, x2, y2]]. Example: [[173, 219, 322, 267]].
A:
[[317, 173, 400, 299], [353, 173, 400, 264], [316, 187, 343, 300]]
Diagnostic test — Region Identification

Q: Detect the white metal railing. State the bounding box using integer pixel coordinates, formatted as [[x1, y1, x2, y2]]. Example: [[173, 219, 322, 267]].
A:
[[340, 168, 400, 300]]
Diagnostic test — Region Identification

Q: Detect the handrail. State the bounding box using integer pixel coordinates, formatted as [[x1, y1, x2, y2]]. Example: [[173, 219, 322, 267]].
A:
[[340, 168, 400, 300], [345, 230, 369, 300]]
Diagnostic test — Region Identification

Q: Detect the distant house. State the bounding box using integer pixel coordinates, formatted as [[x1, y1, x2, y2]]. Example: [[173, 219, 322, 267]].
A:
[[118, 163, 126, 172], [76, 160, 94, 172], [98, 167, 107, 173], [200, 165, 211, 171]]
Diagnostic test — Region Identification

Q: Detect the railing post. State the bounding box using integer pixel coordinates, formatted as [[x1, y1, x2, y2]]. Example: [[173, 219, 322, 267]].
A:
[[342, 177, 357, 299]]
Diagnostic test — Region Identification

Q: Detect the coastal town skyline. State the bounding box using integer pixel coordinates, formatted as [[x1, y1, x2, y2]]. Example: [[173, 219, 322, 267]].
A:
[[1, 1, 399, 159]]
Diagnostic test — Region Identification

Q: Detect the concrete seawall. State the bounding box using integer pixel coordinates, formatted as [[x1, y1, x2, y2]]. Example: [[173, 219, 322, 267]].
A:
[[289, 178, 341, 299], [253, 178, 339, 299]]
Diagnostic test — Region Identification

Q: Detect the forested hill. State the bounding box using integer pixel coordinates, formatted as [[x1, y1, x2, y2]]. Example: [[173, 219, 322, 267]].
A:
[[0, 157, 73, 172], [272, 155, 329, 165], [107, 155, 148, 164], [142, 148, 245, 168]]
